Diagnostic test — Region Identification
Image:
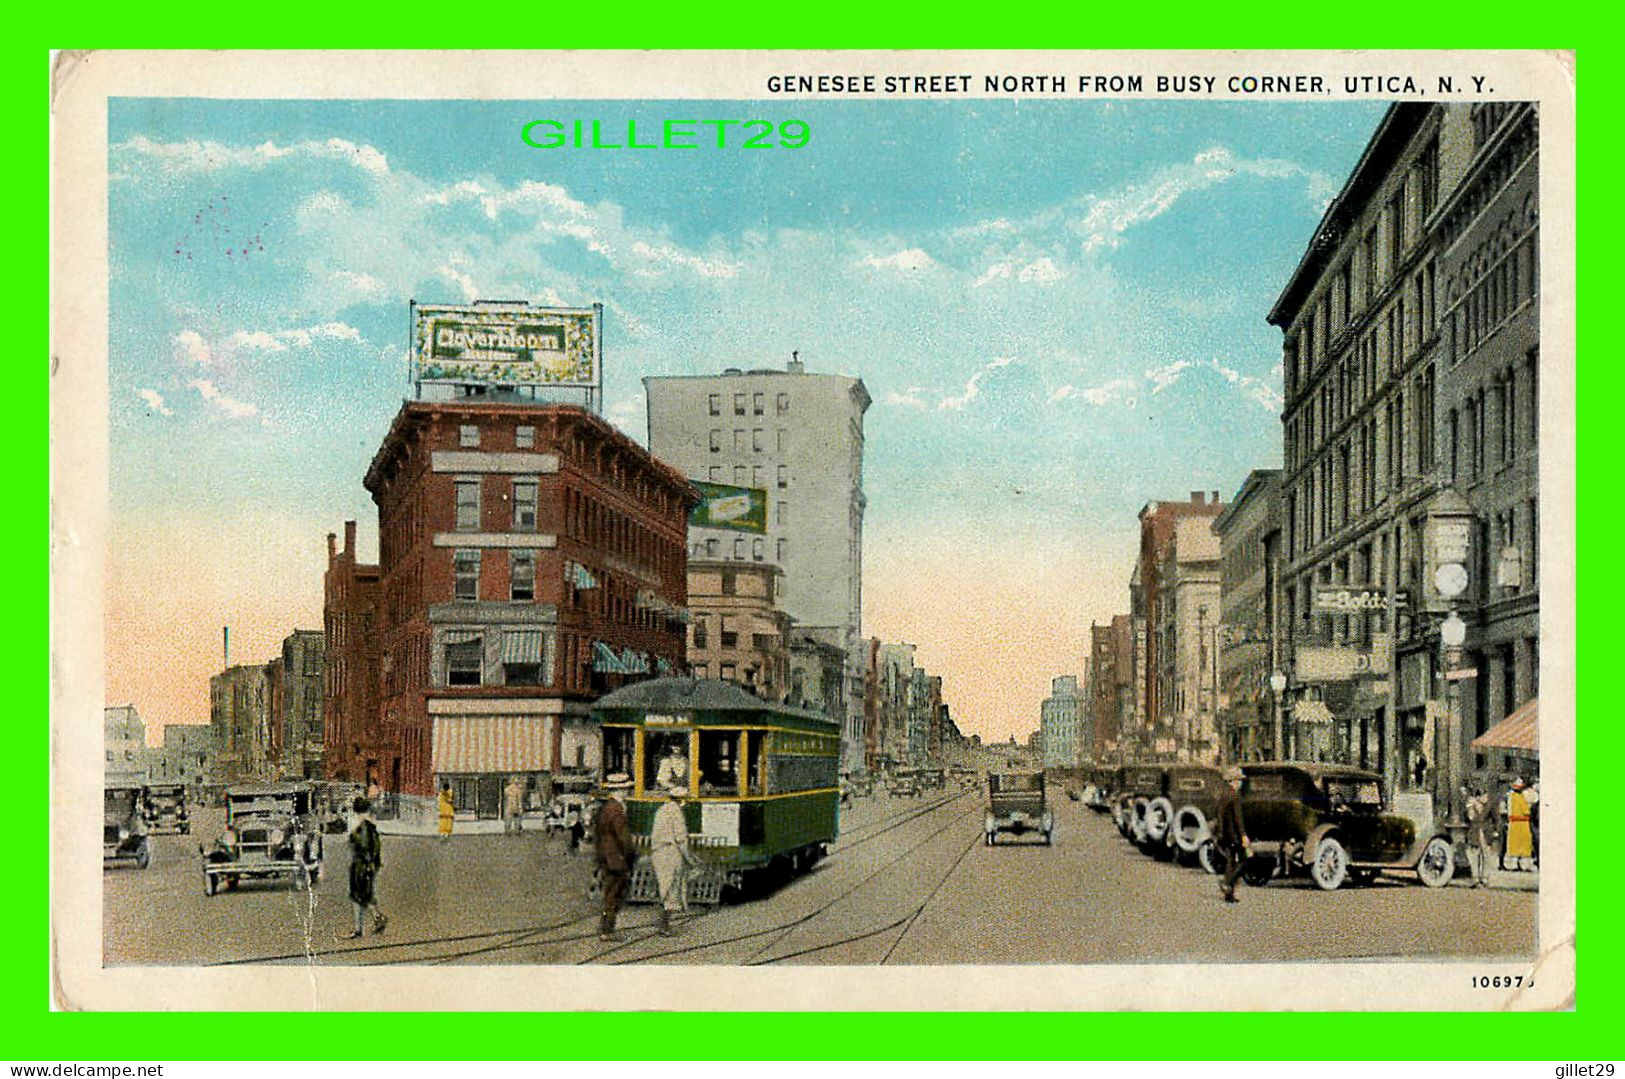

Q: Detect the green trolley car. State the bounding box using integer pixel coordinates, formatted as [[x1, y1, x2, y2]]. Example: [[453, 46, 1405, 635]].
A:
[[594, 677, 841, 902]]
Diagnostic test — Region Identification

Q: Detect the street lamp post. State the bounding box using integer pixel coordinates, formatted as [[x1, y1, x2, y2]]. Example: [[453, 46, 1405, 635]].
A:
[[1439, 610, 1468, 845], [1269, 671, 1288, 761]]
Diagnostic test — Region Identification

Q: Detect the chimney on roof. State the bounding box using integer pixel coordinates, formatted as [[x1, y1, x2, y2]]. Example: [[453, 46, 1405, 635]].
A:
[[1191, 491, 1206, 505], [344, 520, 357, 555], [788, 350, 804, 374], [327, 532, 337, 561], [1211, 490, 1221, 503]]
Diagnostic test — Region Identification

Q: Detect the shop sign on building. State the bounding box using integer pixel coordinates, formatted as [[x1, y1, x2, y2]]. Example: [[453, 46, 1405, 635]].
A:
[[1296, 637, 1393, 683], [414, 302, 600, 387], [1312, 585, 1407, 613]]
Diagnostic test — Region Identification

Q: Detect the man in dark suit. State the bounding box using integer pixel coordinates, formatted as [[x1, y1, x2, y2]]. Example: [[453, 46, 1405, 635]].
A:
[[1216, 766, 1250, 903], [594, 773, 635, 942]]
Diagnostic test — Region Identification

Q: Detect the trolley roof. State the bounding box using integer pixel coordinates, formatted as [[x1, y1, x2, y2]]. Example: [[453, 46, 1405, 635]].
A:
[[593, 677, 840, 733]]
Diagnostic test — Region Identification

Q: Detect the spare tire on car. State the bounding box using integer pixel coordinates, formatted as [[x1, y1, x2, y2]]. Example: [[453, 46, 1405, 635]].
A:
[[1172, 805, 1209, 853]]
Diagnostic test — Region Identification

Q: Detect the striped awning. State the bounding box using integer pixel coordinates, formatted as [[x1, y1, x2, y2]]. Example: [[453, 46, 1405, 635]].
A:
[[592, 641, 622, 672], [443, 629, 481, 645], [1472, 698, 1538, 753], [432, 715, 550, 773], [1295, 698, 1336, 726], [502, 630, 544, 664]]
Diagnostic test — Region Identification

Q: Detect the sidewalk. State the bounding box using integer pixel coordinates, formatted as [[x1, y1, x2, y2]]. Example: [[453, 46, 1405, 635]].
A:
[[1456, 861, 1540, 892]]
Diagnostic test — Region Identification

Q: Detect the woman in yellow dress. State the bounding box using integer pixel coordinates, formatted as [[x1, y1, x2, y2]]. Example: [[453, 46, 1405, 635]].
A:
[[437, 782, 455, 842], [1505, 778, 1534, 870]]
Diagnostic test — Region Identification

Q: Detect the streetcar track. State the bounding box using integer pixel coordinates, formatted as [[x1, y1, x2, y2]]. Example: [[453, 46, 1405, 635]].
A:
[[205, 789, 976, 968], [590, 794, 983, 966]]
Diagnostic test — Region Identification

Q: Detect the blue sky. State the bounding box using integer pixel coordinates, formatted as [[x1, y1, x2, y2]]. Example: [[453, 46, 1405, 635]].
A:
[[107, 97, 1385, 737]]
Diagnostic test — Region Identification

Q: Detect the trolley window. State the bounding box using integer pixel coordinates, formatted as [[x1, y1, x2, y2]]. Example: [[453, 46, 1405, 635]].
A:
[[698, 730, 741, 796], [746, 732, 765, 795], [644, 730, 691, 793], [602, 727, 635, 780]]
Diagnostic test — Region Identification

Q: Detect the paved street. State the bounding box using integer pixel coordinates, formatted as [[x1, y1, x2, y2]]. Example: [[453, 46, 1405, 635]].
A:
[[104, 792, 1537, 966]]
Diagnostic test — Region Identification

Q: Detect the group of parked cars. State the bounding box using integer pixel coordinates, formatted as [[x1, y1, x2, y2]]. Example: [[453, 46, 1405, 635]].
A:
[[105, 777, 357, 894], [1084, 761, 1457, 891]]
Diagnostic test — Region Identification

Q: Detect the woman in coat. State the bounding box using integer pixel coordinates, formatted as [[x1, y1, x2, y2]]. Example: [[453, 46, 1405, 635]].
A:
[[437, 782, 455, 842], [343, 796, 386, 939]]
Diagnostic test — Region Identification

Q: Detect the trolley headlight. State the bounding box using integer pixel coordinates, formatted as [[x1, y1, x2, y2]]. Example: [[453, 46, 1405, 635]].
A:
[[117, 825, 130, 841], [269, 827, 286, 847]]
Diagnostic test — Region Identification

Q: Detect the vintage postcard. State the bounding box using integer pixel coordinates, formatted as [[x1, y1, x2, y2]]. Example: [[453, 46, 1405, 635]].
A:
[[51, 49, 1575, 1011]]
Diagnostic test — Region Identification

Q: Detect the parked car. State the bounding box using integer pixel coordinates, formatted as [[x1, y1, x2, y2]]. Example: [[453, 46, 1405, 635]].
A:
[[142, 782, 190, 835], [104, 781, 151, 870], [1239, 763, 1456, 890], [1112, 764, 1167, 843], [1150, 763, 1233, 872], [1084, 766, 1115, 812], [984, 772, 1053, 845], [200, 782, 324, 895]]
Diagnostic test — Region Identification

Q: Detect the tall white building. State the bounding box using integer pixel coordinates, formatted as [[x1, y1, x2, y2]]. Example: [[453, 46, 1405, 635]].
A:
[[104, 704, 148, 778], [1040, 675, 1081, 769], [645, 357, 870, 772]]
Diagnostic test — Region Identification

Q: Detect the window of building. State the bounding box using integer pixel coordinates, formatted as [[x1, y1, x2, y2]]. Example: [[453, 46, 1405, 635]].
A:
[[776, 501, 787, 526], [733, 392, 746, 416], [776, 538, 787, 562], [1418, 137, 1440, 220], [708, 466, 722, 482], [512, 480, 538, 531], [752, 538, 764, 562], [1527, 348, 1539, 446], [721, 623, 739, 647], [459, 424, 480, 448], [777, 465, 788, 489], [1363, 226, 1379, 302], [454, 548, 480, 600], [510, 549, 536, 601], [720, 663, 736, 680], [776, 429, 787, 452], [502, 629, 549, 686], [752, 465, 764, 488], [776, 393, 789, 415], [693, 618, 709, 649], [710, 429, 722, 452], [708, 393, 721, 416], [705, 537, 719, 558], [1387, 193, 1404, 275], [516, 425, 535, 449], [1448, 408, 1460, 482], [455, 479, 481, 531], [1417, 365, 1436, 470], [733, 465, 747, 486], [733, 537, 745, 560], [752, 428, 763, 452], [446, 635, 483, 686], [753, 392, 764, 416]]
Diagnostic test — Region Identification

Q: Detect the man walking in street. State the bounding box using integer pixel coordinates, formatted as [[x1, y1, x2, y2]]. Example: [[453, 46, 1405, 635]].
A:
[[593, 773, 634, 942], [650, 784, 694, 936], [1216, 766, 1249, 904], [342, 796, 387, 940]]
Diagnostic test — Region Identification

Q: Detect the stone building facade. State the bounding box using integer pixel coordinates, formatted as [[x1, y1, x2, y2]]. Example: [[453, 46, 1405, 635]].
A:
[[1212, 469, 1283, 762], [686, 559, 790, 700]]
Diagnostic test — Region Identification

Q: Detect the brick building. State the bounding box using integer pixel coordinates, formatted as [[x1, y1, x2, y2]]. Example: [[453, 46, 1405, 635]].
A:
[[1212, 469, 1283, 763], [1136, 493, 1225, 759], [358, 399, 695, 822], [686, 559, 790, 700], [210, 664, 270, 785], [1267, 102, 1541, 812], [323, 520, 383, 786]]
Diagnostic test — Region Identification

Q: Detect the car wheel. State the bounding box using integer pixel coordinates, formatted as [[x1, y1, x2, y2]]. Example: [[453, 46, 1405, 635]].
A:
[[1311, 837, 1349, 891], [1173, 806, 1208, 853], [204, 872, 218, 896], [1145, 797, 1174, 842], [1416, 836, 1456, 888], [1241, 856, 1275, 887], [135, 840, 151, 870], [1197, 840, 1223, 875]]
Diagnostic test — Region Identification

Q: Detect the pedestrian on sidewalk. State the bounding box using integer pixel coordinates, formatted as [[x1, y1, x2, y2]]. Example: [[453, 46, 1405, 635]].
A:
[[343, 796, 387, 940], [437, 782, 456, 843], [1527, 779, 1540, 869], [1464, 783, 1497, 887], [650, 784, 695, 935], [503, 775, 526, 835], [593, 774, 634, 942], [567, 805, 586, 853], [1216, 766, 1249, 903], [1506, 778, 1534, 871]]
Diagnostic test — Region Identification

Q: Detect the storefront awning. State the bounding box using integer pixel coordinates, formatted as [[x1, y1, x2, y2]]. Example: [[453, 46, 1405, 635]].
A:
[[592, 641, 622, 673], [443, 629, 481, 645], [502, 630, 544, 664], [1294, 698, 1336, 726], [1471, 698, 1538, 753]]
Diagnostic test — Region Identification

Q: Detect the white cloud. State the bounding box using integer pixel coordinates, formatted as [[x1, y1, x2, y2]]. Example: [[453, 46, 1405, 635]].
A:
[[939, 356, 1017, 411], [136, 388, 172, 416], [971, 262, 1012, 288], [629, 241, 740, 279], [1145, 360, 1194, 393], [1017, 257, 1065, 284], [478, 180, 591, 221], [115, 135, 390, 177], [861, 248, 935, 273], [329, 269, 387, 299], [883, 387, 928, 410], [1081, 377, 1138, 406], [1047, 385, 1077, 404], [187, 378, 259, 420], [172, 330, 212, 366], [436, 265, 481, 302], [422, 180, 489, 206], [228, 322, 362, 352]]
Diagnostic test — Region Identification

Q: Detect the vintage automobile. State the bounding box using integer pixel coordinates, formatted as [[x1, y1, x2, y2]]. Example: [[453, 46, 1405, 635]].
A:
[[1084, 766, 1115, 812], [104, 781, 152, 870], [984, 772, 1053, 845], [1112, 764, 1168, 843], [1239, 763, 1456, 890], [200, 782, 324, 895], [143, 782, 190, 835], [1143, 763, 1233, 872]]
